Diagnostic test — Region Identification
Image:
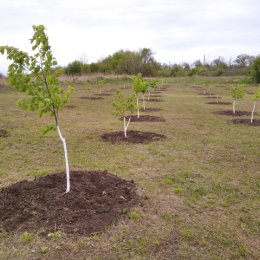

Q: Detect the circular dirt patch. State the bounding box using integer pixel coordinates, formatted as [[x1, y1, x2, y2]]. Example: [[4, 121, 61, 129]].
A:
[[101, 130, 166, 143], [204, 96, 220, 99], [95, 93, 112, 97], [0, 129, 10, 138], [141, 107, 163, 112], [0, 170, 138, 235], [206, 102, 232, 105], [213, 110, 252, 116], [149, 95, 162, 98], [123, 115, 165, 122], [148, 98, 163, 102], [80, 96, 103, 100], [230, 119, 260, 126]]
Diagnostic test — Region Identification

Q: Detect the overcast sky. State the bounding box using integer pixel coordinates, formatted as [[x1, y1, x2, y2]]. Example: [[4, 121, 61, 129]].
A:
[[0, 0, 259, 74]]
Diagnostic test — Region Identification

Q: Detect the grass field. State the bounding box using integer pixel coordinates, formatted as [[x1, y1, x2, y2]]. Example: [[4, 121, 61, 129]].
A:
[[0, 76, 259, 260]]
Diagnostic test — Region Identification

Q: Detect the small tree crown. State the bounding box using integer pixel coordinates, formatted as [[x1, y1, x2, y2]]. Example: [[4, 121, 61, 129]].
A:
[[230, 85, 245, 100]]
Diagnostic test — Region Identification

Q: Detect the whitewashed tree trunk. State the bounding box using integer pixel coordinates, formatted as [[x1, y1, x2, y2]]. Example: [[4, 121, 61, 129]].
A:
[[137, 97, 140, 118], [123, 116, 131, 137], [233, 100, 236, 114], [251, 101, 256, 123], [204, 90, 206, 95], [57, 125, 70, 193], [148, 91, 150, 101], [142, 94, 145, 110]]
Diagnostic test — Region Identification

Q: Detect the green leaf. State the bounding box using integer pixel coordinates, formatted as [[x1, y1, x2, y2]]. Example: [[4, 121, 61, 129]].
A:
[[42, 124, 56, 135]]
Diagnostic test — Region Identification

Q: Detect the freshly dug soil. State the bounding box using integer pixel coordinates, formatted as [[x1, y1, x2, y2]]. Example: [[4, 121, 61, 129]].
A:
[[230, 119, 260, 126], [206, 102, 232, 105], [123, 115, 165, 122], [101, 130, 166, 143], [0, 170, 138, 235], [204, 96, 220, 99], [80, 96, 103, 100], [95, 93, 112, 97], [149, 95, 162, 98], [141, 107, 163, 112], [0, 129, 10, 138], [148, 98, 163, 102], [213, 110, 252, 116]]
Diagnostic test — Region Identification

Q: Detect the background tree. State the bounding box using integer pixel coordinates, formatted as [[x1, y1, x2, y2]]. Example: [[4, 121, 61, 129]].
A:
[[250, 56, 260, 83], [234, 54, 254, 67], [0, 25, 73, 193], [112, 90, 136, 137], [230, 85, 245, 114]]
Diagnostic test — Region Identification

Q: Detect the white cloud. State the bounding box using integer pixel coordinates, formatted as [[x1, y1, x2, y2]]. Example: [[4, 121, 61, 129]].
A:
[[0, 0, 259, 74]]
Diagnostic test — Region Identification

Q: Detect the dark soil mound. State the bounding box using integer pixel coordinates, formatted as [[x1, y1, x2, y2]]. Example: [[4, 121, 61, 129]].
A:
[[0, 129, 10, 138], [80, 96, 103, 100], [213, 110, 251, 116], [0, 171, 138, 235], [95, 93, 112, 97], [149, 95, 162, 98], [206, 102, 232, 105], [230, 119, 260, 126], [141, 108, 163, 112], [101, 130, 166, 143], [204, 96, 220, 99], [123, 115, 165, 122], [148, 98, 163, 102]]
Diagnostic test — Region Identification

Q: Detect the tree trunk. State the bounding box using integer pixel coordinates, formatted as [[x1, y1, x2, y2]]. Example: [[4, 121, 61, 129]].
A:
[[251, 101, 256, 123], [233, 100, 236, 114], [148, 91, 150, 101], [217, 95, 219, 104], [123, 116, 131, 137], [137, 97, 140, 118], [57, 125, 70, 193], [142, 94, 145, 110]]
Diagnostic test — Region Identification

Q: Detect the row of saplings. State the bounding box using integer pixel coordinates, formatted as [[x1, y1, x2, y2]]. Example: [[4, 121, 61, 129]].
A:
[[1, 25, 155, 236], [195, 84, 260, 124], [112, 73, 161, 137]]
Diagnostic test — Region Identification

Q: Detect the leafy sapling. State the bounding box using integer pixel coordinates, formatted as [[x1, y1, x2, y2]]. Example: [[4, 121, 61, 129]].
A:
[[85, 84, 92, 99], [160, 79, 164, 89], [0, 25, 74, 193], [112, 90, 136, 137], [251, 87, 260, 123], [147, 80, 158, 100], [132, 73, 143, 118], [140, 80, 149, 110], [230, 85, 245, 114]]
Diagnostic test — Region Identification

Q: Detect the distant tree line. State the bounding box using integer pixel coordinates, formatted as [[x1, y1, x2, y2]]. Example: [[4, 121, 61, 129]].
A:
[[63, 50, 260, 82]]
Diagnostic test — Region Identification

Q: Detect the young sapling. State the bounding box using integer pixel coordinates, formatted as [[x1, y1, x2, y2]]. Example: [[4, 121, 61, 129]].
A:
[[147, 80, 158, 100], [85, 84, 92, 99], [251, 87, 260, 123], [0, 25, 74, 193], [112, 90, 136, 137], [140, 80, 148, 110], [132, 73, 143, 118], [230, 85, 245, 114]]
